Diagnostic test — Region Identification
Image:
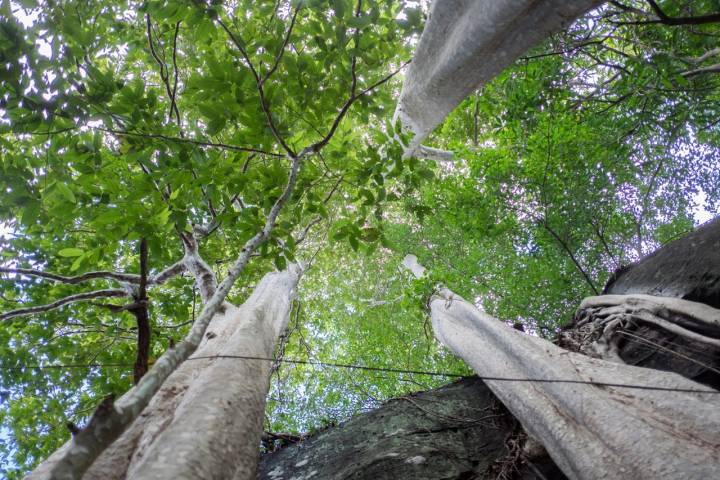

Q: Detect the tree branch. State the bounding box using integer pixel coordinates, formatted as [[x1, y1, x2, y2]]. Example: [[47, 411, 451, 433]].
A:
[[215, 16, 296, 157], [261, 6, 300, 85], [1, 261, 185, 287], [541, 221, 600, 295], [1, 289, 129, 321], [98, 127, 284, 157], [0, 267, 140, 285], [681, 63, 720, 78], [149, 260, 187, 285], [309, 61, 409, 153], [130, 239, 151, 384], [616, 0, 720, 25], [180, 232, 217, 303]]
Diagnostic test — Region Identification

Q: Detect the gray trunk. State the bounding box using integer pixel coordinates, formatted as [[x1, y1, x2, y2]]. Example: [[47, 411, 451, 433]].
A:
[[28, 268, 300, 480], [394, 0, 604, 153], [259, 377, 566, 480]]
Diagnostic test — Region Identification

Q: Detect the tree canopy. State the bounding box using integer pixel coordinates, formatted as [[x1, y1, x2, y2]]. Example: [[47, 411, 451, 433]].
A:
[[1, 1, 719, 477]]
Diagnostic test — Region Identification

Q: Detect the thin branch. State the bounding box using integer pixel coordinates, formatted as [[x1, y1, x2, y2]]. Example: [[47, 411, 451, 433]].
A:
[[616, 0, 720, 25], [542, 221, 599, 295], [170, 21, 182, 125], [1, 262, 185, 287], [323, 175, 344, 203], [1, 289, 128, 321], [146, 15, 181, 125], [215, 17, 296, 156], [681, 63, 720, 78], [0, 267, 140, 285], [309, 61, 409, 153], [98, 127, 284, 157], [295, 217, 322, 245], [261, 7, 300, 85]]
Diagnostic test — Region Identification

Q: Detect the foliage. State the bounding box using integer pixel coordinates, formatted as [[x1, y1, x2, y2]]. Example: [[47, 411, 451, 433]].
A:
[[0, 0, 719, 477]]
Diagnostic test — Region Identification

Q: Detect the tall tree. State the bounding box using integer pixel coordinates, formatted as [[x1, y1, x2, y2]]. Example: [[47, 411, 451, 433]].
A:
[[2, 0, 720, 478]]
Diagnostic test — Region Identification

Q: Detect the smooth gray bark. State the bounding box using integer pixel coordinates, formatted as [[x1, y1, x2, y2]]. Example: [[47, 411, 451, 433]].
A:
[[429, 287, 720, 479], [27, 268, 300, 480], [395, 0, 604, 154]]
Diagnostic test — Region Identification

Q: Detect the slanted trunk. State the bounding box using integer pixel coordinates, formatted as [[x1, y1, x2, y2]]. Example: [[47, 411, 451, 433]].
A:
[[421, 219, 720, 479], [29, 268, 300, 480], [429, 287, 720, 479], [394, 0, 604, 153]]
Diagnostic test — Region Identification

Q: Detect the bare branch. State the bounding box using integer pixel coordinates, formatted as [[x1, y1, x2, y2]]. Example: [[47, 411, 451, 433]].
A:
[[180, 232, 217, 303], [98, 127, 284, 157], [417, 145, 455, 162], [616, 0, 720, 25], [1, 261, 185, 287], [1, 289, 128, 321], [681, 63, 720, 78], [0, 267, 140, 285], [170, 21, 182, 125], [295, 217, 322, 245], [541, 221, 600, 295], [149, 260, 187, 285]]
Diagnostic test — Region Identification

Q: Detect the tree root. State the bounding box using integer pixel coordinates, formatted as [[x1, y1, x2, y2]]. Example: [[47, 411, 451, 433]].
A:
[[569, 294, 720, 363]]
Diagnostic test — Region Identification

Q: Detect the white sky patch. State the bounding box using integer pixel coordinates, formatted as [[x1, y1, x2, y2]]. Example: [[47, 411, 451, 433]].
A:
[[692, 190, 715, 224]]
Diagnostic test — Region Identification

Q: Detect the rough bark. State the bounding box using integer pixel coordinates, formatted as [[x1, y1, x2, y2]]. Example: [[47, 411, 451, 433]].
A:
[[259, 377, 566, 480], [559, 217, 720, 389], [28, 268, 300, 480], [429, 287, 720, 480], [394, 0, 605, 153], [604, 217, 720, 307]]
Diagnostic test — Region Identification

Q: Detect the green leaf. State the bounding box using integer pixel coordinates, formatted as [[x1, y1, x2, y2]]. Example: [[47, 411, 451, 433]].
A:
[[58, 248, 84, 257], [55, 183, 76, 204]]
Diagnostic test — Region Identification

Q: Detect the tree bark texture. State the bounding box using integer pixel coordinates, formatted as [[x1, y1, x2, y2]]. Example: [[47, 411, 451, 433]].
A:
[[28, 268, 300, 480], [603, 217, 720, 306], [429, 287, 720, 480], [394, 0, 605, 153], [259, 377, 566, 480], [560, 217, 720, 389]]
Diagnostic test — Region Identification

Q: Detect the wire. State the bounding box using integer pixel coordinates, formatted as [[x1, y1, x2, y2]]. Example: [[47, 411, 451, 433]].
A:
[[3, 354, 718, 394]]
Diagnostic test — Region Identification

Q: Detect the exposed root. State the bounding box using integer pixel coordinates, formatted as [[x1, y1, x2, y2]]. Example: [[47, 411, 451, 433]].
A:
[[485, 423, 526, 480], [566, 294, 720, 363]]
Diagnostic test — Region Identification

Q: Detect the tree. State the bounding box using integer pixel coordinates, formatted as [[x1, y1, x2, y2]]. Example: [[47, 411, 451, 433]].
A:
[[2, 0, 418, 476], [2, 0, 720, 478]]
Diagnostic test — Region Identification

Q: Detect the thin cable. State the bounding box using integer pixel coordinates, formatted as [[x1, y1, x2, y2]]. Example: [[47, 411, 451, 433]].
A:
[[618, 330, 720, 376], [3, 355, 718, 394], [186, 354, 720, 394]]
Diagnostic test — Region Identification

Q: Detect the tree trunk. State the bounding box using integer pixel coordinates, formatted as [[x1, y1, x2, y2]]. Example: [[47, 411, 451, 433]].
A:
[[259, 377, 566, 480], [428, 287, 720, 479], [559, 217, 720, 389], [394, 0, 604, 153], [28, 268, 300, 480], [418, 218, 720, 479]]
